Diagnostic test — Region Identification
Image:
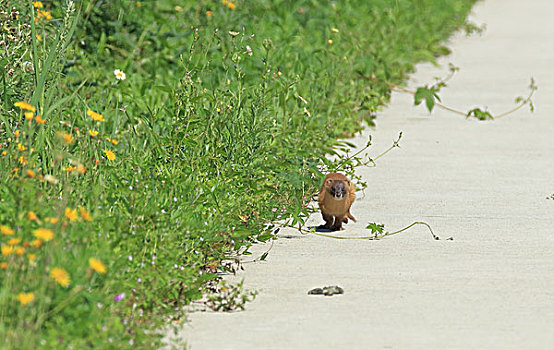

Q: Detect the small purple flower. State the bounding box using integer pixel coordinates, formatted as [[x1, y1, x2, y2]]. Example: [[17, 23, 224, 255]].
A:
[[114, 293, 126, 302]]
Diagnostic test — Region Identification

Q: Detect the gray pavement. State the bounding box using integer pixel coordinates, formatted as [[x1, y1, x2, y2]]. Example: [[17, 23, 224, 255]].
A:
[[165, 0, 554, 348]]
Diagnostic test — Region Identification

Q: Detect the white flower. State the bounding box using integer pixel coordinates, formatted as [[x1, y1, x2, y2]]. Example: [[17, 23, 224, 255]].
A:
[[113, 69, 126, 81], [245, 45, 253, 56]]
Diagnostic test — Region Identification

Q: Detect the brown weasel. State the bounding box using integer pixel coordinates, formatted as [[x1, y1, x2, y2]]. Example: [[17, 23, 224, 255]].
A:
[[317, 173, 356, 231]]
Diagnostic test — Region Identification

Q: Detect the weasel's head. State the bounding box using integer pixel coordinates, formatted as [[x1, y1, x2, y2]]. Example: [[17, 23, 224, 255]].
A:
[[325, 179, 348, 200]]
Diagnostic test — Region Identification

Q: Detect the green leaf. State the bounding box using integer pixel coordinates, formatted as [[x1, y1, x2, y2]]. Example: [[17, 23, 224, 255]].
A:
[[366, 222, 385, 234]]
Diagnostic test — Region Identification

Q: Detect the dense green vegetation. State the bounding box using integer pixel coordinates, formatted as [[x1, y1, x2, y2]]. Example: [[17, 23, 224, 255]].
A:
[[0, 0, 476, 347]]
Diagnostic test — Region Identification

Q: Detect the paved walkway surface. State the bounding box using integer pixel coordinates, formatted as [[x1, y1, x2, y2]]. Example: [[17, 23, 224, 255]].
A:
[[165, 1, 554, 349]]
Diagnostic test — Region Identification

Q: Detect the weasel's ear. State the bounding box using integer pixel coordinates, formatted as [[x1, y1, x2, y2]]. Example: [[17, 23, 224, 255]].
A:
[[325, 179, 334, 186]]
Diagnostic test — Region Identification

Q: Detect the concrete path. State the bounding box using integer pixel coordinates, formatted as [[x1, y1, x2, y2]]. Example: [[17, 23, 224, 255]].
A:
[[166, 0, 554, 348]]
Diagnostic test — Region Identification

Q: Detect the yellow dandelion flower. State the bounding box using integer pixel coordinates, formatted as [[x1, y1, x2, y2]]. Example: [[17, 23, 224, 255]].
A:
[[15, 247, 25, 256], [35, 115, 46, 124], [1, 151, 7, 156], [33, 1, 43, 8], [88, 130, 99, 137], [76, 164, 86, 174], [227, 2, 236, 10], [26, 170, 36, 178], [64, 207, 78, 221], [206, 10, 213, 17], [0, 262, 7, 269], [8, 238, 21, 245], [36, 33, 42, 42], [33, 228, 53, 241], [79, 207, 92, 222], [31, 239, 43, 248], [50, 267, 70, 287], [27, 211, 38, 221], [24, 112, 34, 121], [62, 133, 74, 144], [111, 139, 118, 145], [327, 39, 333, 45], [89, 258, 107, 274], [44, 217, 58, 224], [104, 149, 116, 161], [17, 143, 27, 151], [87, 110, 105, 122], [65, 166, 76, 172], [14, 130, 20, 137], [14, 102, 36, 112], [17, 292, 35, 306], [1, 225, 14, 236], [1, 245, 13, 256]]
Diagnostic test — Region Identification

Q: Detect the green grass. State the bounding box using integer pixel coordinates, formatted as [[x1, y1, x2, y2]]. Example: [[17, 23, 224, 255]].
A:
[[1, 0, 477, 347]]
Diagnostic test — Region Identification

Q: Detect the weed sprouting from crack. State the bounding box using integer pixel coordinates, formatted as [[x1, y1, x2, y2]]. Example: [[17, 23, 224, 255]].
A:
[[206, 280, 257, 312]]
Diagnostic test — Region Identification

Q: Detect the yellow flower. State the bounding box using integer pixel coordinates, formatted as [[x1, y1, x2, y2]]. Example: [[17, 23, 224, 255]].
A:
[[1, 245, 13, 256], [27, 253, 36, 261], [14, 130, 20, 137], [17, 292, 35, 306], [31, 239, 43, 248], [87, 110, 105, 122], [28, 211, 38, 221], [15, 247, 25, 256], [0, 262, 7, 269], [26, 170, 36, 178], [64, 207, 78, 221], [1, 151, 7, 156], [1, 225, 14, 236], [50, 267, 70, 287], [79, 207, 93, 222], [76, 164, 86, 174], [206, 10, 213, 17], [227, 2, 236, 10], [18, 155, 28, 165], [33, 228, 53, 241], [65, 166, 76, 172], [331, 27, 339, 33], [17, 143, 27, 151], [38, 10, 52, 20], [327, 39, 333, 45], [89, 258, 107, 274], [8, 238, 21, 245], [44, 217, 58, 224], [88, 130, 99, 137], [14, 101, 36, 112], [62, 133, 74, 144], [36, 33, 42, 42], [25, 112, 34, 121], [33, 1, 43, 8], [35, 115, 46, 124], [104, 149, 116, 161]]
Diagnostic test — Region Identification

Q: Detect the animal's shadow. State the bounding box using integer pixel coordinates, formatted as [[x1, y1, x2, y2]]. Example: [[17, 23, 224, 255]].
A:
[[308, 225, 341, 233]]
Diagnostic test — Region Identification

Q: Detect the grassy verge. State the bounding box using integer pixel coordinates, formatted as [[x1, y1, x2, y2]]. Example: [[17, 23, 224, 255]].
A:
[[1, 0, 477, 347]]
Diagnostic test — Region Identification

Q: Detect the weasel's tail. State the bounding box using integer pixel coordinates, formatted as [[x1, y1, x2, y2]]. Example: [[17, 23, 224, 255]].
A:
[[347, 212, 357, 222]]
